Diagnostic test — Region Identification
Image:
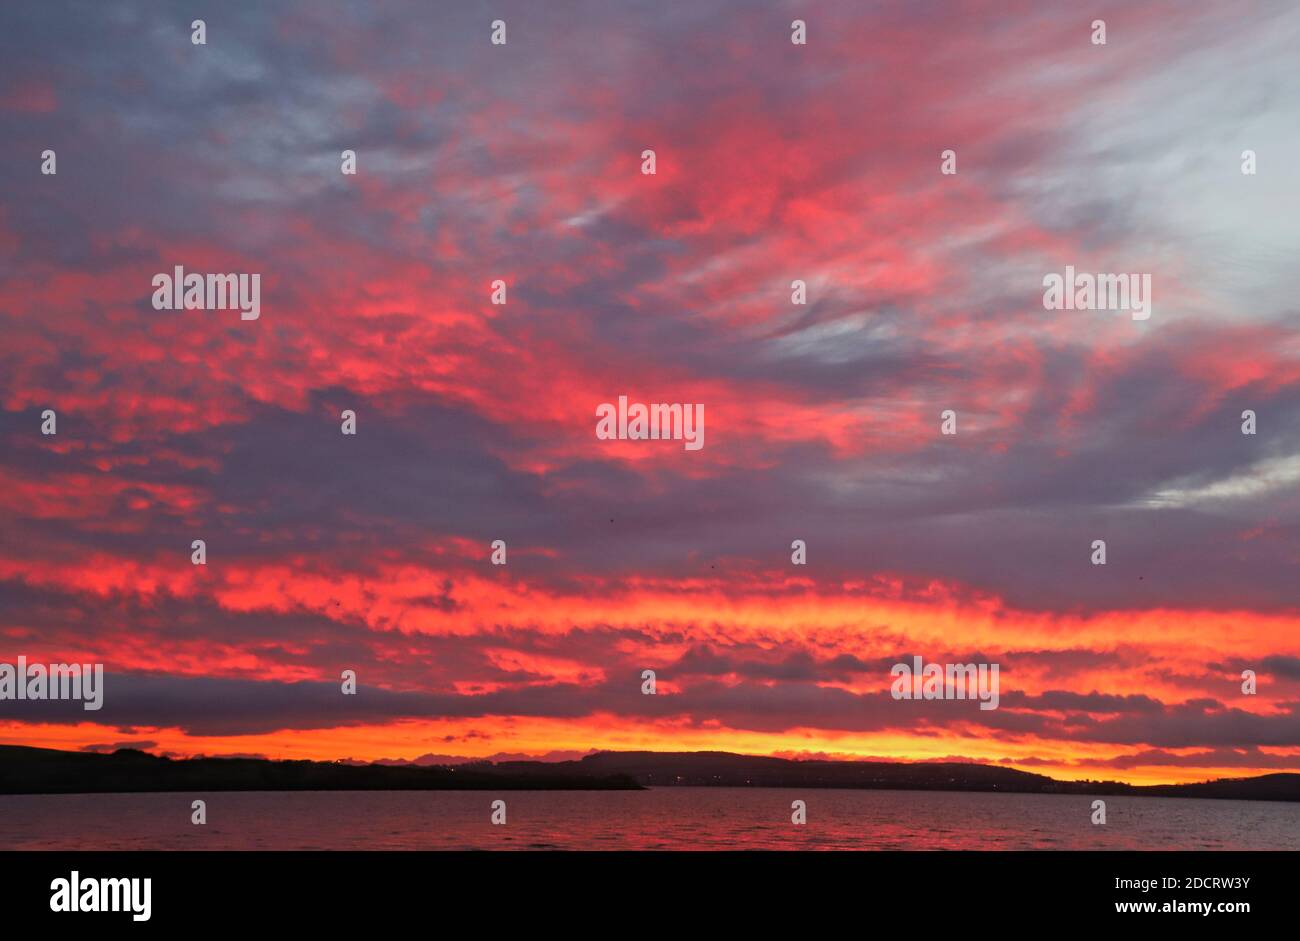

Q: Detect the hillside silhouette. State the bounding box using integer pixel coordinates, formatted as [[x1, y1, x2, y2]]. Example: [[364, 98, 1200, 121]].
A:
[[2, 745, 1296, 800]]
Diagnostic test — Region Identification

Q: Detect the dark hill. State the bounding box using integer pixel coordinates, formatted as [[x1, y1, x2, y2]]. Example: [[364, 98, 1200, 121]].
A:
[[2, 744, 1296, 800], [0, 744, 640, 794], [496, 751, 1300, 800]]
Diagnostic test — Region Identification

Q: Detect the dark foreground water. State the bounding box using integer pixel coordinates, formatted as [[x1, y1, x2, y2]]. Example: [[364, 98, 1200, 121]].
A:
[[2, 788, 1298, 850]]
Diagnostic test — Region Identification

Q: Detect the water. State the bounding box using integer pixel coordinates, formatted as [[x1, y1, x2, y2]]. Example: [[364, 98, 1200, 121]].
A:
[[2, 788, 1297, 850]]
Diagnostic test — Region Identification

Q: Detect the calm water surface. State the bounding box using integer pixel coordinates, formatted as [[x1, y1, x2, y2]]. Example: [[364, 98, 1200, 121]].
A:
[[2, 788, 1297, 850]]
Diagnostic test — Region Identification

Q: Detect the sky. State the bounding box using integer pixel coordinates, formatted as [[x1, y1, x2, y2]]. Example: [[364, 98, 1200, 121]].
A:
[[1, 0, 1298, 786]]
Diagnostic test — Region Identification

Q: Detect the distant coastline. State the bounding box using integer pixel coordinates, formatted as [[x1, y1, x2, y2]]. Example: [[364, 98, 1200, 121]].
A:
[[2, 745, 1297, 801], [0, 744, 641, 793]]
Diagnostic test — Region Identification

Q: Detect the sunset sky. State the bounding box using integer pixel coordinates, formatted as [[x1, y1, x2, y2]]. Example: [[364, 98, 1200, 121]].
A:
[[1, 0, 1298, 786]]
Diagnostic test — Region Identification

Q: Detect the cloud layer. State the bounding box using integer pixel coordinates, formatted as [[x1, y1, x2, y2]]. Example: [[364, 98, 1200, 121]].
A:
[[1, 0, 1298, 784]]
